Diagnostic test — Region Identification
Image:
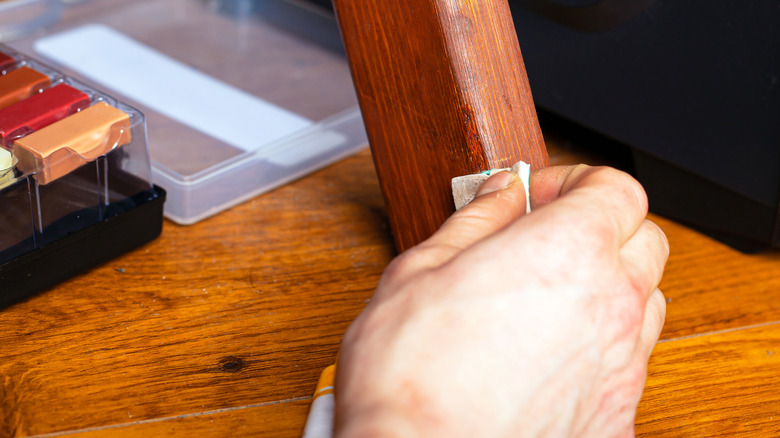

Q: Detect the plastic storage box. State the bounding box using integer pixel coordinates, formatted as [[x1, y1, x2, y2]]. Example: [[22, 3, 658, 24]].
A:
[[0, 0, 63, 41], [0, 43, 164, 307], [7, 0, 368, 224]]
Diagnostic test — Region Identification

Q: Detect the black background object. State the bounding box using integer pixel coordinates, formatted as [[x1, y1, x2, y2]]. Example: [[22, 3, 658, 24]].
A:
[[507, 0, 780, 251]]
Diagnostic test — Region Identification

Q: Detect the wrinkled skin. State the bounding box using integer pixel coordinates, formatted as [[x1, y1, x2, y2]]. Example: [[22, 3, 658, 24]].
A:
[[335, 165, 669, 438]]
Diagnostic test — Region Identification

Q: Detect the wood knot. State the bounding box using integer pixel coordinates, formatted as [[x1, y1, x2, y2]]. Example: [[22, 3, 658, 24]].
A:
[[218, 356, 245, 373]]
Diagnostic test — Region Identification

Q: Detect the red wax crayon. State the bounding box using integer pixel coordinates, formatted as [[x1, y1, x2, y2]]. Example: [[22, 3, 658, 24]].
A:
[[0, 83, 90, 147]]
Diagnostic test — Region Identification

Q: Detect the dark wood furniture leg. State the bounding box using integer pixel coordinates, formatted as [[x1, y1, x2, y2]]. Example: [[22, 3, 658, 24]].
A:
[[334, 0, 549, 252]]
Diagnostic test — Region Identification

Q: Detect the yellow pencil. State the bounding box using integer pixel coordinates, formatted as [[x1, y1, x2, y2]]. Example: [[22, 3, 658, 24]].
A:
[[303, 364, 336, 438]]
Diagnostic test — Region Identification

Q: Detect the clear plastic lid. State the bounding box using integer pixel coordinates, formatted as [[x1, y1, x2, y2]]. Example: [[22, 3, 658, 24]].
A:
[[0, 42, 156, 263], [0, 0, 63, 42], [8, 0, 367, 224]]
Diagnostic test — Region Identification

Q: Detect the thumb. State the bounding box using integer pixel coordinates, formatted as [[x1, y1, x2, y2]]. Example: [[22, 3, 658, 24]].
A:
[[410, 170, 529, 271]]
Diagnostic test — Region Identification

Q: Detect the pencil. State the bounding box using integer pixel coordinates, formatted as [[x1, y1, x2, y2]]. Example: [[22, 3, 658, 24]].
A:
[[302, 364, 336, 438]]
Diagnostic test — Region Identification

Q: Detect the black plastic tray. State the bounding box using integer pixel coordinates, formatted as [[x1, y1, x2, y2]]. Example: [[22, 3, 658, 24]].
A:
[[0, 185, 166, 308]]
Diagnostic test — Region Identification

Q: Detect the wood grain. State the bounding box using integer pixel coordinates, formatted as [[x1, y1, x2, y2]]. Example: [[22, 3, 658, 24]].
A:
[[654, 214, 780, 340], [0, 118, 779, 437], [0, 150, 392, 436], [53, 399, 312, 438], [1, 1, 777, 436], [638, 323, 780, 436], [333, 0, 548, 251], [0, 8, 777, 427]]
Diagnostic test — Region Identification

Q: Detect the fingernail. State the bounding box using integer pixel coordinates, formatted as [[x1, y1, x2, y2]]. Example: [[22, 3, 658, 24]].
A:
[[476, 170, 517, 197]]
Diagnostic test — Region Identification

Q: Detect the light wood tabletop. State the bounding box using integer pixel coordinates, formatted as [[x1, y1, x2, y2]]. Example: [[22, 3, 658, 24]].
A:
[[1, 113, 779, 437]]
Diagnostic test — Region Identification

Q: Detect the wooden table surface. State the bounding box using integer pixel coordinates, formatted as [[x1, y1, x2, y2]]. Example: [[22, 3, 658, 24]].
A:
[[1, 115, 779, 437]]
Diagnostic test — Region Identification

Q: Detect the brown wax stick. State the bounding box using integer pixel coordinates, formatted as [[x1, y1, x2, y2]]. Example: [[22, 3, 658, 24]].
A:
[[13, 102, 132, 184], [334, 0, 549, 251], [0, 66, 50, 110]]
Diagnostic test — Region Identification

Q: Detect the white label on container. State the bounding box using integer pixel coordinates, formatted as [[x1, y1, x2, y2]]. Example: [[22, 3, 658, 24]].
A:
[[34, 24, 313, 154]]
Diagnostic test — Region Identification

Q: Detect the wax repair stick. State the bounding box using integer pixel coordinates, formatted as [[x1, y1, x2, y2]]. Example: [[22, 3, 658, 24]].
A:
[[13, 102, 131, 184], [302, 364, 336, 438], [0, 83, 90, 147], [0, 147, 15, 185], [0, 66, 50, 109]]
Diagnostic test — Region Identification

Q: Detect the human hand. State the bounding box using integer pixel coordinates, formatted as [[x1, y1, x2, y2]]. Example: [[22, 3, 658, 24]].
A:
[[334, 165, 669, 437]]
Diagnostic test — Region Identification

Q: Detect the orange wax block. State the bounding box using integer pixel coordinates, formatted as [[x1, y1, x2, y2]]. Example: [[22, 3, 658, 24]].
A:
[[13, 102, 132, 184], [0, 66, 50, 109]]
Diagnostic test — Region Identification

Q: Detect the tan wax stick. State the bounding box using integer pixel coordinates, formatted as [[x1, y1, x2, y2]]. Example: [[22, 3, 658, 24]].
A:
[[0, 66, 50, 109], [13, 102, 131, 184]]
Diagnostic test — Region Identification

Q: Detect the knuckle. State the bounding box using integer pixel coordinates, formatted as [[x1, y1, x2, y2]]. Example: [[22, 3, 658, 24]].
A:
[[613, 296, 644, 335], [560, 216, 616, 259], [590, 166, 648, 215], [625, 268, 652, 299], [381, 246, 435, 281], [604, 276, 647, 335], [379, 255, 412, 284], [612, 169, 648, 214]]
